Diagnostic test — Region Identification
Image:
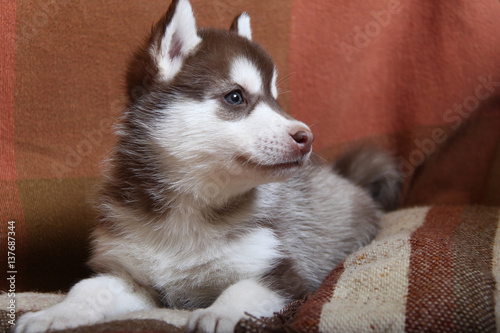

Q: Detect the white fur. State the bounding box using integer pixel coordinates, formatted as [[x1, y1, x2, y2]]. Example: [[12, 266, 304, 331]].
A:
[[90, 212, 283, 311], [153, 100, 257, 203], [243, 102, 311, 164], [151, 96, 311, 206], [100, 224, 281, 284], [271, 68, 279, 99], [230, 57, 262, 95], [187, 279, 285, 332], [235, 12, 252, 40], [154, 0, 201, 82], [16, 224, 282, 333], [15, 275, 154, 333]]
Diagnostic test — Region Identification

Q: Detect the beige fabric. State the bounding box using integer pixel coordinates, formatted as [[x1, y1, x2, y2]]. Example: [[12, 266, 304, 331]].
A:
[[0, 292, 190, 330], [242, 206, 500, 333], [0, 292, 64, 313], [114, 308, 190, 328], [319, 207, 429, 332]]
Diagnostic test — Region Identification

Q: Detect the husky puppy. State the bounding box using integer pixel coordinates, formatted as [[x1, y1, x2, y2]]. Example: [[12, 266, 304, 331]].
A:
[[16, 0, 400, 332]]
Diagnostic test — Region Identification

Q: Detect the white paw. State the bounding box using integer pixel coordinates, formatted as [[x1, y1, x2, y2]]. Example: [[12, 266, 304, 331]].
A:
[[13, 275, 156, 333], [14, 311, 53, 333], [186, 307, 244, 333], [14, 303, 101, 333]]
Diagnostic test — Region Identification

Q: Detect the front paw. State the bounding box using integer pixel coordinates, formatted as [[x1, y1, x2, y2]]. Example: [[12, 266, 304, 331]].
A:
[[14, 304, 100, 333], [14, 311, 54, 333], [186, 307, 243, 333], [15, 310, 74, 333]]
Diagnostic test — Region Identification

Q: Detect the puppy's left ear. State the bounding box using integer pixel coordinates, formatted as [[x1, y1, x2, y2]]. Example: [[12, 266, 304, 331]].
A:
[[230, 12, 252, 40], [150, 0, 201, 82]]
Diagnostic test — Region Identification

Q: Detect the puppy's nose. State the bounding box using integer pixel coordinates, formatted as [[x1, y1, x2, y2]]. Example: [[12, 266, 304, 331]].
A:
[[290, 130, 314, 155]]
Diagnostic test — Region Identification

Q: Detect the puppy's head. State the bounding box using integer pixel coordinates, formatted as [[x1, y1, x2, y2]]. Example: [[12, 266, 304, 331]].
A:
[[123, 0, 313, 199]]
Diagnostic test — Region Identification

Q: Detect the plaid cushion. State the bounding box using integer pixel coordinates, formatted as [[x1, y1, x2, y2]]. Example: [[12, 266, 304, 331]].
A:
[[238, 206, 500, 332], [2, 206, 499, 332], [1, 0, 499, 303]]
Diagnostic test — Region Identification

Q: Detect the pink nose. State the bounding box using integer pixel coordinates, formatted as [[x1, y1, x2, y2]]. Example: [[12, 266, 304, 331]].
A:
[[290, 130, 314, 155]]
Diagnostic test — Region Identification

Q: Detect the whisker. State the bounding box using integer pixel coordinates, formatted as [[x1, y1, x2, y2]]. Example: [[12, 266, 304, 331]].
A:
[[311, 152, 329, 164], [278, 90, 292, 96], [277, 72, 296, 86]]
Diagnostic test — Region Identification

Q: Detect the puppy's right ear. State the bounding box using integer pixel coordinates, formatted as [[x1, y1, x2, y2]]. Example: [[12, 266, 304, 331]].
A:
[[149, 0, 201, 82]]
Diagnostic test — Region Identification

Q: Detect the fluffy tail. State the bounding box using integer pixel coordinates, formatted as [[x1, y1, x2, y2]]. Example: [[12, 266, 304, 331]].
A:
[[333, 146, 402, 211]]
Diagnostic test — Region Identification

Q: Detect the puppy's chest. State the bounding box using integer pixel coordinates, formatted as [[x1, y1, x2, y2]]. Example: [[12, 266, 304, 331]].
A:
[[143, 226, 282, 297]]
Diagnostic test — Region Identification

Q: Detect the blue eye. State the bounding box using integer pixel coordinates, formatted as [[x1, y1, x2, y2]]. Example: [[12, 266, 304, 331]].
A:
[[224, 90, 244, 105]]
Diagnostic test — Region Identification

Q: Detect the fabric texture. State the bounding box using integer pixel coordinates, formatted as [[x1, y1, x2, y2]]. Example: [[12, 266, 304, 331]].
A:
[[2, 206, 499, 332], [237, 206, 500, 332], [1, 0, 500, 332]]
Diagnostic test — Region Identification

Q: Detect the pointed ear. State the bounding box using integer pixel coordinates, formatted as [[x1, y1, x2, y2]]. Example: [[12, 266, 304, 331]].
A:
[[150, 0, 201, 82], [230, 12, 252, 40]]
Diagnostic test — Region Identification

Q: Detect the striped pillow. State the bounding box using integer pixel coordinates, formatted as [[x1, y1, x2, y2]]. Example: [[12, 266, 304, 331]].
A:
[[238, 205, 500, 332]]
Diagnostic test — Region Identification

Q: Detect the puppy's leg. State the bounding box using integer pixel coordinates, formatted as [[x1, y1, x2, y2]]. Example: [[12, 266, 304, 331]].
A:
[[187, 279, 286, 333], [15, 275, 155, 333]]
